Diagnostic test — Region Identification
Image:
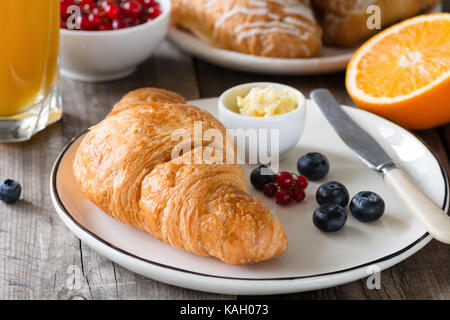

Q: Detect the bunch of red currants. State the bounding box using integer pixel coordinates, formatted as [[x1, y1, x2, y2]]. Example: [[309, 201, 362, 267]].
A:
[[250, 165, 309, 206], [267, 172, 309, 206], [60, 0, 162, 31]]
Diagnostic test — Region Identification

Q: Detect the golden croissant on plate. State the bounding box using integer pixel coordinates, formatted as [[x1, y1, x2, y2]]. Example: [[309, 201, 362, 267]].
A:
[[312, 0, 441, 46], [171, 0, 322, 58], [73, 88, 288, 265]]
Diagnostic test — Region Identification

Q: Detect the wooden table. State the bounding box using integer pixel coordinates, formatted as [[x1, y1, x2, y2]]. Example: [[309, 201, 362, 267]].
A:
[[1, 8, 449, 301]]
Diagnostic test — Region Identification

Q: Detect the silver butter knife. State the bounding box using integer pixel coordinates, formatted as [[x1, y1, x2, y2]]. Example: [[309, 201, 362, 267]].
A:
[[311, 89, 450, 244]]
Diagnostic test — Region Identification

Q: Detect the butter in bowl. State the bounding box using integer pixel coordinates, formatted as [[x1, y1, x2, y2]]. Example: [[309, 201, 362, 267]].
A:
[[218, 82, 307, 165]]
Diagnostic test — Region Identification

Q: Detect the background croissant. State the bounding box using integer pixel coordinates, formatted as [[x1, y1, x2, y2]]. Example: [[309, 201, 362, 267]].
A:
[[312, 0, 441, 46], [73, 88, 288, 265], [171, 0, 322, 58]]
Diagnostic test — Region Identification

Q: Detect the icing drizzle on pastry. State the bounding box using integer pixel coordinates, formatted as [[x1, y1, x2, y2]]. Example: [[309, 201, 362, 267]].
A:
[[210, 0, 316, 50], [214, 7, 280, 30], [234, 20, 298, 34], [249, 0, 316, 21], [283, 16, 315, 30], [203, 0, 217, 8], [236, 27, 308, 43]]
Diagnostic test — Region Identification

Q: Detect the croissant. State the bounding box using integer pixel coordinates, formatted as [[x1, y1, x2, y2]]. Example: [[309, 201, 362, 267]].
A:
[[312, 0, 441, 46], [73, 88, 288, 265], [108, 87, 187, 116], [171, 0, 322, 58]]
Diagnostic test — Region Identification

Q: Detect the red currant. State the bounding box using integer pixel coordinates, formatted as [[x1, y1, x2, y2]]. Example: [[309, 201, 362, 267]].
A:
[[61, 0, 161, 31], [122, 15, 140, 27], [138, 0, 159, 8], [92, 5, 105, 15], [121, 0, 143, 18], [263, 183, 278, 198], [99, 20, 113, 30], [276, 171, 294, 190], [82, 3, 95, 12], [112, 18, 125, 29], [148, 6, 162, 19], [104, 1, 120, 19], [78, 0, 95, 12], [293, 175, 308, 189], [291, 185, 306, 203], [88, 13, 103, 30], [276, 189, 292, 206], [77, 14, 91, 30], [77, 0, 94, 6]]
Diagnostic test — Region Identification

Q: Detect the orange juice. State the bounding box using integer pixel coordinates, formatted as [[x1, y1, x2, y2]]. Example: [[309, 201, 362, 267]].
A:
[[0, 0, 59, 117]]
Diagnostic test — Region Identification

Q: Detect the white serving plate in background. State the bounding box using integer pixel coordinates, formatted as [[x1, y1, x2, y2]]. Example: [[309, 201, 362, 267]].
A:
[[168, 28, 356, 75]]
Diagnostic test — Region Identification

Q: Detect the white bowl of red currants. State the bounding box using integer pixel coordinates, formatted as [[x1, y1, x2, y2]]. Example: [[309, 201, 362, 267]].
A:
[[60, 0, 170, 82]]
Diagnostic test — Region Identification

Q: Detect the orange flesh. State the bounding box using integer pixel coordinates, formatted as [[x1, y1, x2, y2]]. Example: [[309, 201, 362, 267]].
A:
[[354, 19, 450, 98]]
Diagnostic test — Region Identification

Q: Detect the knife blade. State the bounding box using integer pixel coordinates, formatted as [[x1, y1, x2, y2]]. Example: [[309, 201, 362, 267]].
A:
[[310, 88, 395, 173], [310, 88, 450, 244]]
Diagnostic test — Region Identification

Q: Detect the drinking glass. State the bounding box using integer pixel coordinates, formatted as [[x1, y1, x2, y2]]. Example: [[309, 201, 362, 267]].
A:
[[0, 0, 62, 142]]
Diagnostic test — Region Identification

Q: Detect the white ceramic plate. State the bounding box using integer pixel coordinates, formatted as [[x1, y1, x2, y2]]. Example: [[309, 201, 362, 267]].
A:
[[168, 28, 356, 75], [167, 4, 442, 75], [50, 98, 448, 295]]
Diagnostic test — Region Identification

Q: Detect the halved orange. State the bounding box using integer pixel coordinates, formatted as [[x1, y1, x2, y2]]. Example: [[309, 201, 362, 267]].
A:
[[346, 13, 450, 130]]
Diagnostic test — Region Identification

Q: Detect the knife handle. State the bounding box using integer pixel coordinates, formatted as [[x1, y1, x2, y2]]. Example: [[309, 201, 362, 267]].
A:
[[384, 168, 450, 244]]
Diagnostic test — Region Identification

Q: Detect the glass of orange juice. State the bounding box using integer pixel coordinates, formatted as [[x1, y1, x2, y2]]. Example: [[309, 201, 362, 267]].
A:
[[0, 0, 62, 142]]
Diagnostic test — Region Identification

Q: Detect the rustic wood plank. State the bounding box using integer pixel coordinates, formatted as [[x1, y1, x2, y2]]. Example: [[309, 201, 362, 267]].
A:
[[78, 241, 230, 300], [416, 128, 450, 175], [437, 123, 450, 170], [0, 123, 92, 299]]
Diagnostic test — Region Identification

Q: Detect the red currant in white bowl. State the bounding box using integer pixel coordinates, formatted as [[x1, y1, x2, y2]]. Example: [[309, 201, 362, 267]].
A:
[[60, 0, 170, 82]]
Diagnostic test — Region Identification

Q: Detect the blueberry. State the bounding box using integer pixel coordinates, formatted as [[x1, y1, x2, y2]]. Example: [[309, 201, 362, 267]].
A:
[[297, 152, 329, 181], [250, 165, 276, 190], [350, 191, 385, 222], [313, 204, 347, 232], [0, 179, 22, 204], [316, 181, 349, 207]]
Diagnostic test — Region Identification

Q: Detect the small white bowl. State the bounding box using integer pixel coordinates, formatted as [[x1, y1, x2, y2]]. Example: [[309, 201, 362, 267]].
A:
[[60, 0, 171, 82], [218, 82, 306, 163]]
